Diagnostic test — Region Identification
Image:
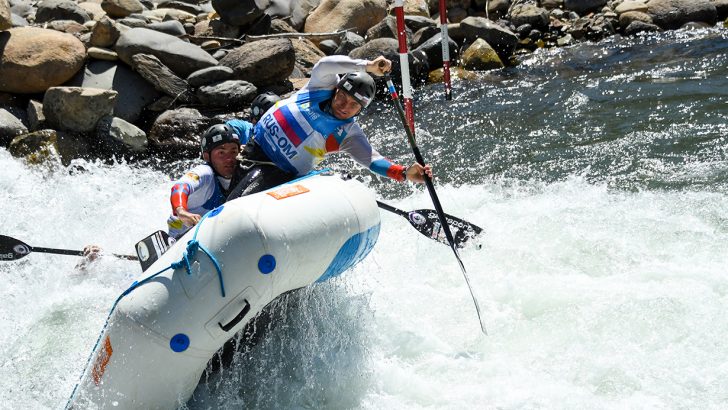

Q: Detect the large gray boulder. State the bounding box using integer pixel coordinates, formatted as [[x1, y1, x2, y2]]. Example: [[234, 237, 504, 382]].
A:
[[0, 27, 86, 94], [96, 115, 147, 155], [0, 108, 28, 147], [115, 28, 218, 78], [304, 0, 387, 37], [195, 80, 257, 107], [460, 17, 518, 60], [43, 87, 118, 132], [646, 0, 716, 29], [147, 107, 212, 158], [219, 38, 295, 87], [66, 60, 160, 123], [35, 0, 91, 24]]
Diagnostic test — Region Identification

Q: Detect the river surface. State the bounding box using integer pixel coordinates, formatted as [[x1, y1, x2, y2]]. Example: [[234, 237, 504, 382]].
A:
[[1, 26, 727, 409]]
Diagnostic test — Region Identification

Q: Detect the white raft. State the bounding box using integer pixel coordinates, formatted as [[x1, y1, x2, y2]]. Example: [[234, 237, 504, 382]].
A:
[[68, 172, 380, 409]]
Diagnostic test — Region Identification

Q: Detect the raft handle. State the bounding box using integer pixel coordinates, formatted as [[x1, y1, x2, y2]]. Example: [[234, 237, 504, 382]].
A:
[[218, 300, 251, 332]]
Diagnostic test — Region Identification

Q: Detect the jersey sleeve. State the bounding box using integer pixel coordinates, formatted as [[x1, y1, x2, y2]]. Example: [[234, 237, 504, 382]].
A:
[[170, 165, 213, 213], [339, 124, 407, 182], [225, 119, 254, 145], [305, 56, 370, 91]]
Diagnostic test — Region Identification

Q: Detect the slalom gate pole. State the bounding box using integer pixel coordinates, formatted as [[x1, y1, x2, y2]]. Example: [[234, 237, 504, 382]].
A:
[[438, 0, 453, 100]]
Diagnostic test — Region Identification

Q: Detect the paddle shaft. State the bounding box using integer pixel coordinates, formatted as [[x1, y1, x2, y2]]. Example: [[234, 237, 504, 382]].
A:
[[385, 76, 488, 335], [32, 245, 138, 260]]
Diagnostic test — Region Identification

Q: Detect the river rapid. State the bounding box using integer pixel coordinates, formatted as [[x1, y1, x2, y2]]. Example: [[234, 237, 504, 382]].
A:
[[1, 26, 727, 409]]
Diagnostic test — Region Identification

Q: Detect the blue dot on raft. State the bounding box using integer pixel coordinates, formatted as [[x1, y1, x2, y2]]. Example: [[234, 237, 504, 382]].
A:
[[208, 206, 223, 217], [258, 254, 276, 274], [170, 333, 190, 352]]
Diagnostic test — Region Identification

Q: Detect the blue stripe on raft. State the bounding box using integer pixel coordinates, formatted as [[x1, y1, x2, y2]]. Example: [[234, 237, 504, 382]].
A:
[[317, 223, 380, 282]]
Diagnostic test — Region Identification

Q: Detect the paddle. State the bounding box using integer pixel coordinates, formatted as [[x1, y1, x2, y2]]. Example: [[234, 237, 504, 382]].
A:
[[384, 73, 488, 335], [376, 200, 482, 249], [0, 235, 138, 262]]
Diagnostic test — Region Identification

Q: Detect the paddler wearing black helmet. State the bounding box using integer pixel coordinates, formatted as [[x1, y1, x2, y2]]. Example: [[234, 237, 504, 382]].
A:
[[225, 55, 432, 201]]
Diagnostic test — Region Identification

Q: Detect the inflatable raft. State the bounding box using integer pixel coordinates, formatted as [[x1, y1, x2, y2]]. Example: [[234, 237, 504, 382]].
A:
[[67, 172, 380, 409]]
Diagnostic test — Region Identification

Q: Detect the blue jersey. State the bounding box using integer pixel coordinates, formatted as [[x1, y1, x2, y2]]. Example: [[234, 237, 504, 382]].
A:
[[254, 56, 406, 180]]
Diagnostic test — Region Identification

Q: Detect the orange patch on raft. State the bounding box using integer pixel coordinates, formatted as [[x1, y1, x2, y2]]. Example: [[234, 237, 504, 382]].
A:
[[91, 336, 113, 385], [267, 184, 310, 200]]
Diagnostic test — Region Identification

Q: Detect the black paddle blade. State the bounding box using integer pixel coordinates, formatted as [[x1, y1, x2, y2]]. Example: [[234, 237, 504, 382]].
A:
[[0, 235, 32, 261], [135, 230, 176, 271], [407, 210, 483, 249]]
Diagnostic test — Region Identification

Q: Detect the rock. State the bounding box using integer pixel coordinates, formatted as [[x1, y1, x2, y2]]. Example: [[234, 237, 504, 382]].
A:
[[115, 27, 218, 78], [624, 20, 661, 34], [508, 3, 550, 30], [187, 66, 234, 87], [11, 13, 28, 27], [88, 46, 119, 60], [304, 0, 387, 38], [619, 10, 653, 28], [35, 0, 91, 24], [131, 53, 191, 102], [46, 20, 89, 35], [219, 38, 295, 87], [9, 129, 93, 166], [538, 0, 563, 11], [212, 0, 263, 27], [318, 39, 338, 55], [412, 33, 459, 71], [460, 17, 518, 60], [90, 16, 120, 47], [96, 115, 147, 155], [43, 87, 117, 133], [146, 20, 186, 36], [461, 38, 504, 71], [427, 66, 477, 83], [404, 15, 436, 33], [334, 31, 365, 55], [143, 8, 196, 24], [349, 38, 430, 86], [8, 130, 60, 164], [0, 0, 11, 30], [447, 7, 468, 23], [27, 100, 46, 131], [293, 38, 326, 77], [147, 107, 212, 158], [404, 0, 429, 17], [196, 79, 257, 107], [195, 18, 240, 38], [0, 107, 28, 147], [646, 0, 717, 29], [0, 27, 86, 94], [366, 15, 410, 41], [715, 0, 728, 19], [411, 25, 440, 48], [155, 0, 203, 15], [563, 0, 608, 15], [616, 1, 649, 14], [101, 0, 144, 18], [78, 2, 106, 21], [66, 60, 159, 123]]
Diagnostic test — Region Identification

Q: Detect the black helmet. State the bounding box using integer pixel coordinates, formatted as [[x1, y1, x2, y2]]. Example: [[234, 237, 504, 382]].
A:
[[336, 71, 376, 108], [200, 124, 240, 158], [251, 91, 281, 122]]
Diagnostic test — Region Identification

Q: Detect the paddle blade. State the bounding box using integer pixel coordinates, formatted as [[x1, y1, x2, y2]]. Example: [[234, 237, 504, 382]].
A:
[[407, 210, 483, 248], [135, 230, 176, 271], [0, 235, 32, 261]]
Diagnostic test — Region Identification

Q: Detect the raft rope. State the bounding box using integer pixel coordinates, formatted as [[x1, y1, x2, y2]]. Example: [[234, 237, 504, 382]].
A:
[[65, 211, 226, 408]]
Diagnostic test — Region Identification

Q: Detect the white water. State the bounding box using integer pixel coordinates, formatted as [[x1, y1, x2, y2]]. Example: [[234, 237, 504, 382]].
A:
[[2, 148, 727, 409]]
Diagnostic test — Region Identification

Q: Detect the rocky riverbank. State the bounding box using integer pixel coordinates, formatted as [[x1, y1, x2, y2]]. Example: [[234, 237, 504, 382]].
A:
[[1, 0, 726, 165]]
